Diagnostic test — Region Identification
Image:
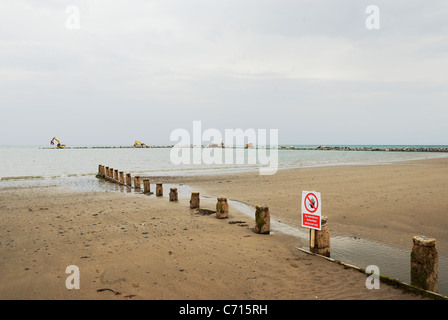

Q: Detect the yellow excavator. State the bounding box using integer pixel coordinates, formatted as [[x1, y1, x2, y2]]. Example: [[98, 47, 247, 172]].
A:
[[245, 143, 254, 149], [134, 140, 146, 148], [50, 137, 66, 149]]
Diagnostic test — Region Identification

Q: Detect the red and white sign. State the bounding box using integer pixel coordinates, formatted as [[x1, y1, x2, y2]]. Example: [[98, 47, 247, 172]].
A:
[[301, 191, 322, 230]]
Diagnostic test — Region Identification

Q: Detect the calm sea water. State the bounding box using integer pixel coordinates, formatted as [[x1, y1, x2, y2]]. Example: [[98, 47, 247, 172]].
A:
[[1, 145, 448, 181], [1, 145, 448, 296]]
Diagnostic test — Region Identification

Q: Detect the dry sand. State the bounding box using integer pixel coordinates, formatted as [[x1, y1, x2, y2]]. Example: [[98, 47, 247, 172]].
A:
[[1, 157, 447, 300]]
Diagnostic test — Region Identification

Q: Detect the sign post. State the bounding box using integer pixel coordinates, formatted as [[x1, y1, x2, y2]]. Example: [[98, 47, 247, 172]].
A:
[[301, 191, 322, 230]]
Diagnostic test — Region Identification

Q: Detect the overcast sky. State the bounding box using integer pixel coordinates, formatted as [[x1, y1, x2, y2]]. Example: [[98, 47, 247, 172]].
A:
[[0, 0, 447, 146]]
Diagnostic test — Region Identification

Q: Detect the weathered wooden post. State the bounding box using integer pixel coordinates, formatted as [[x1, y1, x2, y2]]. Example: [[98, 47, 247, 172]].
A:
[[119, 171, 124, 184], [143, 179, 151, 194], [98, 165, 103, 177], [255, 204, 270, 234], [109, 168, 114, 180], [156, 183, 163, 196], [216, 197, 229, 219], [126, 173, 132, 186], [134, 176, 141, 189], [114, 169, 119, 182], [105, 167, 110, 178], [309, 216, 330, 257], [169, 188, 178, 201], [190, 192, 200, 209], [411, 235, 438, 292]]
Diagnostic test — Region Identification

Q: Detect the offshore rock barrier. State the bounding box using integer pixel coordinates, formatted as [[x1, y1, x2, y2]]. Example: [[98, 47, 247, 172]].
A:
[[42, 145, 448, 152], [293, 146, 448, 152], [282, 146, 448, 153]]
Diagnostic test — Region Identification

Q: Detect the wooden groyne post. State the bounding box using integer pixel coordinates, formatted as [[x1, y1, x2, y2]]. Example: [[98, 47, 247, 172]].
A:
[[170, 188, 178, 201], [119, 171, 124, 184], [216, 198, 229, 219], [309, 216, 330, 257], [98, 165, 105, 178], [255, 204, 270, 234], [143, 179, 151, 194], [105, 167, 110, 179], [114, 169, 118, 182], [411, 235, 438, 292], [156, 183, 163, 196], [126, 173, 132, 187], [134, 176, 141, 189], [190, 192, 200, 209]]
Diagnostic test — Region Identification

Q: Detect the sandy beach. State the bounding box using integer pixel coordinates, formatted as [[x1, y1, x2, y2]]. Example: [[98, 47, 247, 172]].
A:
[[1, 157, 447, 300], [178, 157, 448, 249]]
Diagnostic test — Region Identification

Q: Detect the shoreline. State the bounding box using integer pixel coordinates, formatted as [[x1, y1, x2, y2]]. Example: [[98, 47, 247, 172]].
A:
[[2, 150, 448, 184], [2, 157, 448, 247], [1, 157, 447, 299]]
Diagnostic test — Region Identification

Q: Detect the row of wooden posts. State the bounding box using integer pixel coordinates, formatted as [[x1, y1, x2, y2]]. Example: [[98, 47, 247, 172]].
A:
[[97, 165, 273, 234], [98, 164, 170, 197], [97, 164, 440, 295]]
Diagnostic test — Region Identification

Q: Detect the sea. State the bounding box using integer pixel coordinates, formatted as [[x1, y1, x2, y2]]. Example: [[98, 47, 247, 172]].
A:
[[2, 145, 448, 182], [1, 145, 448, 296]]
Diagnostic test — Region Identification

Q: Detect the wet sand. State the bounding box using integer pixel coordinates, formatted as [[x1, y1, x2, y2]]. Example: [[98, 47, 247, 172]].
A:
[[1, 157, 447, 300], [176, 157, 448, 250]]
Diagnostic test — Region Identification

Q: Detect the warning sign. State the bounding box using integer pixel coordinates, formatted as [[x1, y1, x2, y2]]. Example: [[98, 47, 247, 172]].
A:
[[301, 191, 322, 230]]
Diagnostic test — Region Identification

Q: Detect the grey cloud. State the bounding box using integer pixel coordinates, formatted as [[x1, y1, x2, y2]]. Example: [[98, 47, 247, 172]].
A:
[[0, 0, 447, 145]]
